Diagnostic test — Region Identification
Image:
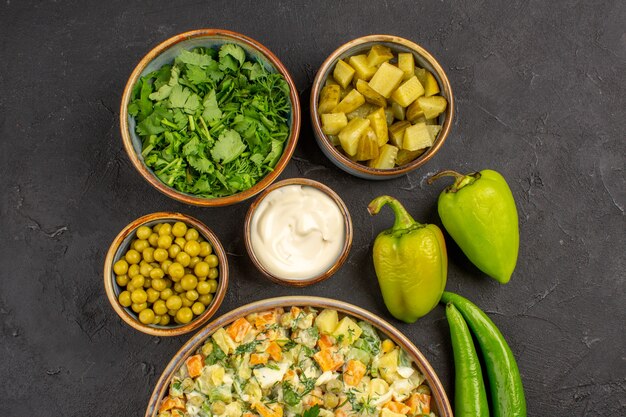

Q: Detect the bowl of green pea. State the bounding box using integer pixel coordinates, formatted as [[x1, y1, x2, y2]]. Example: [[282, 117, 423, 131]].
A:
[[104, 212, 229, 336]]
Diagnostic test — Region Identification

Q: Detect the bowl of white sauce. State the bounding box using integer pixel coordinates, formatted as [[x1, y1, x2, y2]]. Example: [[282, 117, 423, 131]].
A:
[[244, 178, 353, 286]]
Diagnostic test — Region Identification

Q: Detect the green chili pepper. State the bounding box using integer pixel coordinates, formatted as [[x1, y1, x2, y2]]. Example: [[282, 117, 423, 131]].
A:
[[368, 196, 447, 323], [428, 169, 519, 283], [446, 303, 490, 417], [441, 291, 527, 417]]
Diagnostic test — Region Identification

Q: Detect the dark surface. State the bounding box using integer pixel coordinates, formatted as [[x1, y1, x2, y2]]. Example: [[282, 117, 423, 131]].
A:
[[1, 0, 624, 415]]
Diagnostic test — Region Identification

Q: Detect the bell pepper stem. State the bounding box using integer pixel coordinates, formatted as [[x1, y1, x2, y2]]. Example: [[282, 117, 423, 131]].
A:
[[427, 169, 477, 192], [368, 195, 418, 230]]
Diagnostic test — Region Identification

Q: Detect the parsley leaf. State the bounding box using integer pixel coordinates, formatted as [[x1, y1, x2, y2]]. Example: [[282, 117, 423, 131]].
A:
[[302, 405, 320, 417], [211, 129, 246, 164]]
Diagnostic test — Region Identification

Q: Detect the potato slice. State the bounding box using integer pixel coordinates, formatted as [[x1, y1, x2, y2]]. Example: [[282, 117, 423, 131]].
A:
[[332, 89, 365, 114], [354, 127, 380, 161], [391, 76, 424, 107], [356, 79, 387, 107], [406, 99, 424, 122], [402, 122, 433, 151], [321, 113, 348, 135], [423, 71, 440, 97], [389, 121, 411, 148], [398, 53, 415, 81], [367, 45, 394, 67], [346, 103, 377, 121], [426, 124, 442, 138], [416, 96, 447, 119], [318, 84, 341, 114], [368, 62, 404, 98], [414, 67, 427, 85], [396, 148, 426, 166], [366, 108, 389, 147], [338, 117, 370, 156], [333, 60, 355, 89], [349, 54, 377, 81], [391, 102, 405, 121], [368, 144, 398, 169]]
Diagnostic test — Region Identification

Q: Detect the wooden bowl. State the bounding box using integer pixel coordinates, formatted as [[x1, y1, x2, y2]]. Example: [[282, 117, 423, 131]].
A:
[[120, 29, 301, 206], [311, 34, 454, 180], [244, 178, 353, 287], [144, 296, 452, 417], [103, 212, 229, 336]]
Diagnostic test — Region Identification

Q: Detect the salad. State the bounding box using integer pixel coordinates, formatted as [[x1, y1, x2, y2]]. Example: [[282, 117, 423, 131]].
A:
[[157, 307, 436, 417]]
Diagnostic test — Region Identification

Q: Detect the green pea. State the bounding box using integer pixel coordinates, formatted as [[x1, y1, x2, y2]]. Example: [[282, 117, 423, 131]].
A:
[[168, 244, 181, 259], [197, 281, 211, 295], [207, 279, 218, 293], [175, 252, 191, 267], [158, 223, 172, 236], [153, 300, 168, 315], [136, 226, 152, 240], [113, 259, 129, 275], [192, 302, 206, 316], [116, 274, 129, 287], [208, 268, 219, 280], [181, 275, 198, 291], [133, 239, 149, 253], [186, 290, 199, 301], [142, 247, 155, 263], [150, 268, 165, 280], [146, 288, 160, 303], [131, 302, 147, 313], [131, 288, 147, 304], [172, 222, 188, 237], [168, 262, 185, 280], [166, 295, 182, 310], [129, 275, 144, 288], [154, 248, 169, 262], [139, 308, 155, 324], [139, 263, 153, 277], [205, 254, 219, 268], [199, 293, 213, 306], [160, 288, 174, 300], [125, 249, 141, 265], [184, 240, 201, 257], [118, 291, 132, 307], [161, 260, 173, 274], [189, 256, 201, 269], [151, 278, 166, 292], [148, 233, 159, 247], [160, 315, 171, 325], [199, 242, 213, 257], [174, 237, 186, 248], [185, 228, 199, 241], [176, 307, 193, 324], [157, 235, 172, 249]]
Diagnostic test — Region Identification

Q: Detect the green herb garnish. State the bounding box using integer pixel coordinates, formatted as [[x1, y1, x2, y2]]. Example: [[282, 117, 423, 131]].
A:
[[235, 340, 261, 354], [128, 44, 291, 198]]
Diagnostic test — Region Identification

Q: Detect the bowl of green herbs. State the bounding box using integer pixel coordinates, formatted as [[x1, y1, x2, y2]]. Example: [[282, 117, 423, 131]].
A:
[[120, 29, 301, 206]]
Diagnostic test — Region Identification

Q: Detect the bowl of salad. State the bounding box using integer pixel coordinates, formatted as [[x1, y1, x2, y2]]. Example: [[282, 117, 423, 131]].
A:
[[145, 296, 452, 417], [120, 29, 301, 206]]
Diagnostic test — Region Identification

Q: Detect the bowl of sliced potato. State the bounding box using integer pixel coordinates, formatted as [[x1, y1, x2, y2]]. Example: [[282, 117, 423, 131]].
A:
[[310, 35, 454, 179]]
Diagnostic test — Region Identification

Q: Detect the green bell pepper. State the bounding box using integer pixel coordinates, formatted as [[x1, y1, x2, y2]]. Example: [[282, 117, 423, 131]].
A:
[[429, 169, 519, 283], [368, 196, 447, 323]]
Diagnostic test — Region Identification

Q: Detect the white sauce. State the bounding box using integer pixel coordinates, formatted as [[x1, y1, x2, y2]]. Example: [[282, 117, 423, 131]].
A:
[[249, 184, 345, 280]]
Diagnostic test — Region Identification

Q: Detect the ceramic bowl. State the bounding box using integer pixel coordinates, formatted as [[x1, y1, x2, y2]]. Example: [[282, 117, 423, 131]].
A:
[[120, 29, 301, 206], [144, 296, 452, 417], [244, 178, 353, 287], [103, 212, 229, 336], [310, 34, 454, 180]]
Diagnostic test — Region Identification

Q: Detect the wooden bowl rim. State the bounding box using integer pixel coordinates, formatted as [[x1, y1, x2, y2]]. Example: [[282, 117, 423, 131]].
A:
[[103, 212, 229, 336], [119, 28, 301, 206], [243, 178, 353, 287], [144, 296, 452, 417], [310, 34, 454, 177]]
